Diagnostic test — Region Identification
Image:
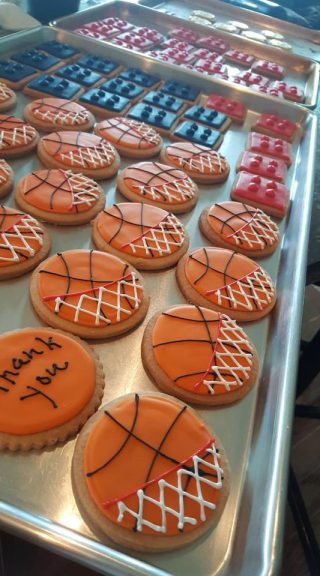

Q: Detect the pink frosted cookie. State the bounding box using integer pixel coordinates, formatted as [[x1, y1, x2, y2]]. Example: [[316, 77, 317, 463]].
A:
[[231, 172, 289, 218], [236, 151, 287, 182]]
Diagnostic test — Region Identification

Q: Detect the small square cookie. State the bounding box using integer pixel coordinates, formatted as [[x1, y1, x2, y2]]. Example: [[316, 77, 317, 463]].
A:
[[231, 171, 289, 218], [236, 151, 287, 182], [269, 81, 305, 103], [251, 59, 285, 79], [169, 27, 198, 43], [24, 75, 82, 100], [160, 80, 200, 103], [11, 49, 60, 72], [79, 88, 130, 118], [0, 59, 37, 89], [36, 41, 80, 61], [127, 103, 178, 135], [143, 91, 185, 114], [75, 55, 121, 76], [119, 68, 160, 88], [252, 113, 298, 142], [115, 32, 155, 50], [172, 120, 223, 149], [100, 77, 145, 101], [247, 132, 292, 166], [56, 64, 102, 87], [239, 72, 269, 86], [160, 48, 196, 64], [196, 36, 228, 53], [206, 94, 246, 124], [224, 50, 254, 67], [184, 105, 231, 132]]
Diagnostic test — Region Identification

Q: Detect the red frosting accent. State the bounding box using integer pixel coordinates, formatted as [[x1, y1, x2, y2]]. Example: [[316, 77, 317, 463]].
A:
[[231, 171, 289, 217], [247, 132, 291, 165], [161, 39, 194, 52], [206, 94, 246, 122], [224, 50, 254, 66], [169, 27, 198, 43], [253, 114, 298, 141], [269, 81, 305, 103], [239, 72, 269, 86], [237, 151, 287, 182], [194, 59, 225, 74], [196, 36, 228, 53], [251, 60, 285, 79], [161, 48, 196, 64], [116, 32, 154, 49]]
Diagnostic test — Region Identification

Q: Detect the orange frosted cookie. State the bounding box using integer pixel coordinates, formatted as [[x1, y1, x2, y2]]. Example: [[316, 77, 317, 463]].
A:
[[142, 304, 259, 405], [200, 201, 279, 257], [30, 249, 149, 339], [92, 202, 188, 270], [95, 117, 162, 158], [0, 115, 39, 158], [160, 142, 229, 183], [0, 83, 16, 112], [0, 205, 50, 279], [37, 131, 120, 180], [117, 161, 198, 214], [72, 392, 229, 551], [24, 98, 95, 132], [0, 159, 14, 198], [16, 169, 105, 225], [176, 247, 276, 321], [0, 327, 104, 451]]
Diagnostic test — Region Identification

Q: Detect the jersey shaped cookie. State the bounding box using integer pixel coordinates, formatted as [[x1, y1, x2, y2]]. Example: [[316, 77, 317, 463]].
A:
[[0, 205, 50, 279], [0, 83, 16, 112], [200, 201, 279, 257], [24, 98, 95, 132], [0, 159, 13, 198], [236, 151, 287, 182], [0, 115, 39, 158], [142, 304, 259, 405], [37, 131, 120, 180], [247, 132, 292, 166], [231, 172, 289, 218], [176, 247, 276, 321], [15, 169, 105, 225], [117, 162, 198, 214], [160, 142, 229, 183], [94, 117, 162, 158], [30, 249, 149, 339], [72, 392, 229, 551], [92, 202, 188, 270]]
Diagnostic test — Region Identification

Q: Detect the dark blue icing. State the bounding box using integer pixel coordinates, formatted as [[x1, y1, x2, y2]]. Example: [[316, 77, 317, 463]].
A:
[[127, 103, 177, 131], [11, 50, 60, 71], [0, 59, 36, 82], [100, 77, 144, 100], [36, 42, 79, 59], [173, 121, 221, 147], [80, 88, 129, 112], [25, 75, 81, 99], [74, 55, 119, 75], [56, 64, 102, 87], [184, 105, 228, 129], [119, 68, 160, 87], [143, 90, 184, 113], [161, 80, 200, 102]]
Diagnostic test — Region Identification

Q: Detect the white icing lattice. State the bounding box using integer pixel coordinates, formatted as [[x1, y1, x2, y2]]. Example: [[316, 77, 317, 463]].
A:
[[0, 83, 12, 103], [0, 159, 10, 185], [58, 140, 115, 168], [207, 267, 274, 311], [117, 442, 223, 533], [176, 150, 227, 175], [225, 209, 279, 249], [64, 171, 100, 207], [0, 122, 36, 150], [33, 104, 90, 126], [124, 213, 185, 256], [132, 176, 195, 203], [118, 119, 161, 145], [0, 215, 43, 262]]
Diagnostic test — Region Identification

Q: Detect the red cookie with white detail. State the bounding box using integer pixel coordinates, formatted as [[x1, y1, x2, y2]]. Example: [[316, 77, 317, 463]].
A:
[[176, 246, 277, 322], [160, 141, 229, 183], [238, 72, 269, 87], [224, 50, 254, 67], [94, 117, 162, 159], [247, 132, 292, 166], [92, 202, 189, 270], [236, 151, 287, 183], [269, 82, 305, 103], [169, 28, 198, 43], [0, 159, 13, 198], [251, 60, 285, 79], [199, 201, 280, 257], [206, 94, 246, 124], [24, 98, 95, 133], [0, 115, 39, 158], [117, 161, 198, 214], [37, 131, 120, 180], [251, 113, 298, 142], [231, 172, 289, 218], [0, 83, 16, 112], [196, 36, 229, 53]]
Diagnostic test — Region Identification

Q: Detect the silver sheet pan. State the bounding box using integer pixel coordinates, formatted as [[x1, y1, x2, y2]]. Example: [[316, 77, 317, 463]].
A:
[[0, 25, 317, 576], [51, 0, 320, 109]]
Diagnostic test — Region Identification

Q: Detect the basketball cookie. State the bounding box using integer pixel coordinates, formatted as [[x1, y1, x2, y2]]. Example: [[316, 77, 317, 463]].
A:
[[117, 162, 198, 214], [0, 205, 50, 280], [160, 142, 229, 183], [15, 169, 105, 226], [30, 249, 149, 339], [0, 159, 14, 198], [92, 203, 188, 270], [0, 115, 39, 158], [24, 98, 95, 133], [0, 327, 104, 451], [176, 247, 276, 322], [199, 202, 279, 258], [94, 117, 162, 158], [142, 304, 259, 405], [72, 392, 229, 551], [0, 83, 16, 112], [37, 131, 120, 180]]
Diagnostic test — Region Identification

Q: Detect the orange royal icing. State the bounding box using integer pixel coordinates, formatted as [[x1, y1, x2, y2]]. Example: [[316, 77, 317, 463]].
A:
[[165, 142, 229, 176], [207, 201, 279, 252], [122, 161, 196, 205], [152, 304, 254, 395], [95, 117, 161, 150], [84, 394, 224, 535], [37, 249, 144, 327], [41, 131, 116, 170], [28, 98, 92, 128], [21, 169, 101, 214], [185, 247, 275, 312], [0, 158, 11, 186], [0, 205, 43, 267], [0, 328, 95, 435], [0, 83, 14, 104], [96, 203, 185, 259], [0, 115, 37, 151]]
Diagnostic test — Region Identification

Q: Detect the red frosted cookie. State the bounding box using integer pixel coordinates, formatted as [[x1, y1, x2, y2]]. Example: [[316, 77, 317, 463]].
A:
[[94, 117, 162, 158], [117, 161, 198, 214], [37, 131, 120, 180], [269, 81, 305, 103], [160, 48, 196, 64], [224, 50, 254, 67], [231, 172, 289, 218], [251, 113, 298, 142], [0, 83, 16, 112], [169, 27, 198, 43], [0, 158, 13, 198], [196, 36, 229, 53], [15, 169, 105, 225], [0, 115, 39, 157], [92, 202, 188, 270], [236, 151, 287, 183], [193, 59, 225, 75], [176, 247, 276, 321], [206, 94, 246, 124], [238, 72, 269, 86], [251, 60, 285, 79], [24, 98, 95, 132], [247, 132, 292, 166], [200, 201, 279, 257], [160, 141, 229, 183]]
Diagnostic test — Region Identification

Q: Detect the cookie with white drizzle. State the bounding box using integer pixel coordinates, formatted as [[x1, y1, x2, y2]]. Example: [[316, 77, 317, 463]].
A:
[[0, 115, 39, 158], [160, 142, 229, 183], [24, 98, 95, 133], [0, 159, 14, 199], [0, 83, 16, 113], [94, 117, 162, 158]]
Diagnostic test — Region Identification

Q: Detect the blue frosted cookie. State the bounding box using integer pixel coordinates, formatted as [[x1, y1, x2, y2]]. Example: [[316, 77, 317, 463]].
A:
[[79, 88, 130, 118], [75, 55, 120, 76], [56, 64, 102, 87], [11, 50, 60, 72], [24, 75, 82, 99], [127, 103, 177, 134], [184, 105, 230, 131], [119, 68, 160, 88], [143, 91, 185, 114], [160, 80, 200, 102], [100, 77, 144, 100], [36, 41, 79, 60], [173, 121, 222, 148], [0, 59, 37, 88]]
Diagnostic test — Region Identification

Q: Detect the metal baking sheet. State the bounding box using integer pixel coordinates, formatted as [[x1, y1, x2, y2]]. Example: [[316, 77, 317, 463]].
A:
[[0, 25, 317, 576], [51, 1, 320, 109], [142, 0, 320, 61]]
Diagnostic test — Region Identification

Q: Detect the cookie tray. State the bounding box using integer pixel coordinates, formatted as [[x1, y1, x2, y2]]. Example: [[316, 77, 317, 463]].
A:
[[0, 25, 317, 576], [51, 0, 320, 109], [142, 0, 320, 62]]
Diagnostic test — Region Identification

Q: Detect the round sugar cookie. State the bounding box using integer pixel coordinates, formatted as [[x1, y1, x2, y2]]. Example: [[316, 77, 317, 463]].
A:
[[92, 202, 189, 270], [117, 161, 198, 214], [0, 327, 104, 451], [0, 158, 14, 198], [24, 98, 95, 132], [0, 205, 50, 279], [30, 249, 149, 339], [94, 117, 163, 158], [160, 142, 229, 183], [15, 169, 105, 225], [0, 115, 39, 158], [72, 392, 229, 551], [142, 304, 259, 405], [176, 247, 276, 321], [0, 83, 16, 112], [199, 201, 279, 257], [37, 131, 120, 180]]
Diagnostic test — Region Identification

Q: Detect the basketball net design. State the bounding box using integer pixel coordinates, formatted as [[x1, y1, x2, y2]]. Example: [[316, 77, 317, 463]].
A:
[[206, 267, 274, 311], [0, 122, 36, 150], [33, 103, 90, 126], [122, 213, 185, 256], [225, 209, 278, 249], [0, 159, 10, 185], [64, 171, 100, 208], [109, 119, 161, 145], [59, 140, 115, 169], [0, 83, 12, 103], [132, 176, 195, 203], [176, 150, 227, 175], [0, 215, 43, 262]]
